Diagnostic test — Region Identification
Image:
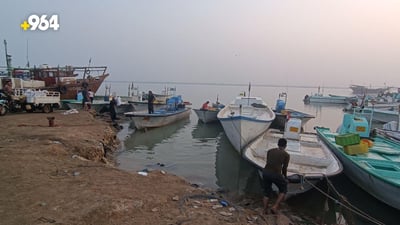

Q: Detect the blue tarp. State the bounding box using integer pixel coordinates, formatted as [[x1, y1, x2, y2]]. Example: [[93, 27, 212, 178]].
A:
[[166, 95, 183, 111]]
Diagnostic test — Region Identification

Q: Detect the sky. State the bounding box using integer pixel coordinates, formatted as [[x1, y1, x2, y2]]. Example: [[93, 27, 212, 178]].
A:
[[1, 0, 400, 88]]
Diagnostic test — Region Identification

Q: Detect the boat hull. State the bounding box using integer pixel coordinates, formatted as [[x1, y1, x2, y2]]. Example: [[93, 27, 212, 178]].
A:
[[43, 74, 109, 100], [306, 96, 349, 104], [128, 101, 167, 112], [316, 127, 400, 210], [193, 109, 219, 123], [272, 109, 314, 130], [358, 108, 399, 124], [243, 129, 342, 197], [125, 108, 191, 130], [218, 105, 275, 153]]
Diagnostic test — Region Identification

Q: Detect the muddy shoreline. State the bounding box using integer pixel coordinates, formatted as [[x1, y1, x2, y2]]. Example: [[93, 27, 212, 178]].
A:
[[0, 110, 312, 225]]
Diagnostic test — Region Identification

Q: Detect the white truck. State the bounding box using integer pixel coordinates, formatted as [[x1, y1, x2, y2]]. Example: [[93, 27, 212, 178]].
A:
[[23, 89, 61, 113]]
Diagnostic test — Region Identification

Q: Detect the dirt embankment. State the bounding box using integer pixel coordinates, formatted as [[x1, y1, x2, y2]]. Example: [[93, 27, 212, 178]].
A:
[[0, 111, 307, 225]]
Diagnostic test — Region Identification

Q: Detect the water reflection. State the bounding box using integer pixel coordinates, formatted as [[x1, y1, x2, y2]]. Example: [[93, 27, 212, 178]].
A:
[[124, 118, 190, 151], [215, 133, 262, 195], [191, 121, 223, 142]]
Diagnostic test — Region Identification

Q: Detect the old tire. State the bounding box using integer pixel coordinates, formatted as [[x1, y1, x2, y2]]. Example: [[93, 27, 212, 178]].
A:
[[42, 104, 52, 113]]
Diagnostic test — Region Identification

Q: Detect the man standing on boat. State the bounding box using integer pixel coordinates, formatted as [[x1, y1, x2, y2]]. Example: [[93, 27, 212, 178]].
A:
[[147, 90, 155, 114], [262, 138, 290, 214]]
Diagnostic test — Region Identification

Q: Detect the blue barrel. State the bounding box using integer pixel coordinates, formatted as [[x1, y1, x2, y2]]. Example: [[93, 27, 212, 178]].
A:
[[275, 99, 286, 113], [77, 92, 83, 101]]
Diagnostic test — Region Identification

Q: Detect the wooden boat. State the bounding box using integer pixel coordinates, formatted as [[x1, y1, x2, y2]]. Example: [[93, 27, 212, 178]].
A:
[[11, 65, 109, 100], [315, 112, 400, 210], [125, 96, 191, 130], [243, 118, 342, 197], [217, 95, 275, 153]]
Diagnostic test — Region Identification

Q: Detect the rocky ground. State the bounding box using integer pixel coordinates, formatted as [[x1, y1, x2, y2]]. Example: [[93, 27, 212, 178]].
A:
[[0, 110, 315, 225]]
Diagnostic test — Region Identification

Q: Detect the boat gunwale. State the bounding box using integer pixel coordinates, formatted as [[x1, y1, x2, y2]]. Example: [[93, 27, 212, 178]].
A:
[[316, 127, 400, 188]]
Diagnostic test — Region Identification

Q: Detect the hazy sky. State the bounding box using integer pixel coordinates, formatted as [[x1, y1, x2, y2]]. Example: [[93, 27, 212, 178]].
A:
[[1, 0, 400, 87]]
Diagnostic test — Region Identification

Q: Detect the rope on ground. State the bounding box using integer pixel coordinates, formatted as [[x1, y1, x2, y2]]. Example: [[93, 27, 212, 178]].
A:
[[303, 176, 384, 225]]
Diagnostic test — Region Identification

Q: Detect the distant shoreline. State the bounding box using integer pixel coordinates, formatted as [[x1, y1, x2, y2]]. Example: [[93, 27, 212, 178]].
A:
[[102, 80, 353, 89]]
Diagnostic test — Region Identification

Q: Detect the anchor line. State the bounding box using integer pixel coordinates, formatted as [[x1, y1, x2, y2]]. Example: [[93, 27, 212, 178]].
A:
[[304, 176, 384, 225]]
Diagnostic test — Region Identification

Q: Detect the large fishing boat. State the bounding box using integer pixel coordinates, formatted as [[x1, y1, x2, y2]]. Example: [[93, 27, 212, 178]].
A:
[[2, 41, 108, 100], [11, 65, 109, 100]]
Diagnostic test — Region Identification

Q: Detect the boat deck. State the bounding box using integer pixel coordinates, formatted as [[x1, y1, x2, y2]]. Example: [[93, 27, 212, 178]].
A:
[[244, 129, 341, 176], [318, 129, 400, 186]]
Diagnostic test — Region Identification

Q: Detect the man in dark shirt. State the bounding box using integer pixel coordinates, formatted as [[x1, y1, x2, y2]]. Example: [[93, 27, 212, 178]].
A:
[[109, 96, 117, 122], [262, 138, 290, 214], [147, 90, 155, 114]]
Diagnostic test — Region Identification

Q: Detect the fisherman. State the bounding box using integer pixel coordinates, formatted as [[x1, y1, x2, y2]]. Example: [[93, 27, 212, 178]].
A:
[[262, 138, 290, 214], [147, 90, 155, 114], [109, 96, 117, 122]]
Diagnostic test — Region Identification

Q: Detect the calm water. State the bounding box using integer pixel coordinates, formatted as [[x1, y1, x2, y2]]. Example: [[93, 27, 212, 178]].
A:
[[111, 83, 398, 225]]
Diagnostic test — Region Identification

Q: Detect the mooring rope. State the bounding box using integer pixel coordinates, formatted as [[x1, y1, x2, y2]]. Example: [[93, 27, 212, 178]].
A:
[[304, 177, 385, 225]]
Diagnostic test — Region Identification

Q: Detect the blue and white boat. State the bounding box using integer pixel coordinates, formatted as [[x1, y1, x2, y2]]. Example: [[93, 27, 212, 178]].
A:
[[315, 112, 400, 210], [125, 96, 190, 130], [272, 92, 315, 130], [217, 95, 275, 153]]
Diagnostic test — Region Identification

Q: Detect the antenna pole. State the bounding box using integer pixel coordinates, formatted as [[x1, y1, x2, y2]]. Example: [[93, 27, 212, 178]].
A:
[[26, 39, 30, 67], [4, 40, 12, 77]]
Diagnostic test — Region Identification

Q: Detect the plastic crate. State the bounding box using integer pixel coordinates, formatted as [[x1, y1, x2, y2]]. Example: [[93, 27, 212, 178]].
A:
[[335, 133, 360, 146], [344, 142, 369, 155]]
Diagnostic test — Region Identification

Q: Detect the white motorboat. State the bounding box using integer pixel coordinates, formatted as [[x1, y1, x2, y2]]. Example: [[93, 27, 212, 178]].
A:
[[125, 96, 190, 130], [243, 118, 343, 197], [217, 96, 275, 153], [193, 102, 224, 123]]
